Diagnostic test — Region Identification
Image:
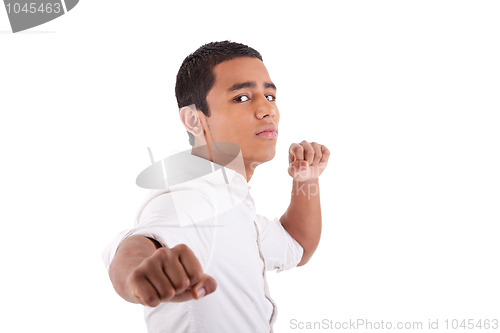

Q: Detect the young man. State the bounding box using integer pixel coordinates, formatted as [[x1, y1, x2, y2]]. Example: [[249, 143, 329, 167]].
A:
[[103, 41, 330, 332]]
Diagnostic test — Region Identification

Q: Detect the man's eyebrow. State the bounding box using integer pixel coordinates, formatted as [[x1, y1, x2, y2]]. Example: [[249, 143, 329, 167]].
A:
[[227, 81, 256, 92], [264, 82, 277, 90], [227, 81, 277, 92]]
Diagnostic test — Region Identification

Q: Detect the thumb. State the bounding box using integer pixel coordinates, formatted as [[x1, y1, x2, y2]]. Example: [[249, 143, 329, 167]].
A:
[[170, 273, 217, 303], [191, 273, 217, 300]]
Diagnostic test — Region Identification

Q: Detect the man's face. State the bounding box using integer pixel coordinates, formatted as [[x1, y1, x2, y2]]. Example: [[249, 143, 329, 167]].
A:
[[203, 57, 280, 169]]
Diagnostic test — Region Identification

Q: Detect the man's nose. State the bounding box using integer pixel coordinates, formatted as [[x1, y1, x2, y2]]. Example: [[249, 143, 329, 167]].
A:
[[255, 96, 276, 119]]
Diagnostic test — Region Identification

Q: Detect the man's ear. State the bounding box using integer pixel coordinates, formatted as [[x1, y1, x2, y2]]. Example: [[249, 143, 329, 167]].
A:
[[179, 105, 204, 137]]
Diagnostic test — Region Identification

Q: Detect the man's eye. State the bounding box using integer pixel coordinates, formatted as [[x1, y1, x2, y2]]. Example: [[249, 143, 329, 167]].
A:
[[234, 95, 249, 102], [266, 95, 276, 102]]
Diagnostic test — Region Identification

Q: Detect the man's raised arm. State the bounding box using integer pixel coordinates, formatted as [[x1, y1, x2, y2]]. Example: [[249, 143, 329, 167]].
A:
[[280, 140, 330, 266]]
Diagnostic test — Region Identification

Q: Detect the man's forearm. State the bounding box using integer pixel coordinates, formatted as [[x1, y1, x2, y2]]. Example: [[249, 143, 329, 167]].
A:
[[280, 178, 321, 266]]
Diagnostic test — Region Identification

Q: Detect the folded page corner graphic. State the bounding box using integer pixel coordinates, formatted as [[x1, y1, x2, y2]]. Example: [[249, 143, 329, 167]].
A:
[[136, 143, 242, 190], [4, 0, 80, 33], [65, 0, 78, 12]]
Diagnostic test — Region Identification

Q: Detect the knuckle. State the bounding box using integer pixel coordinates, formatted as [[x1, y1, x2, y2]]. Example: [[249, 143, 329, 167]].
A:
[[143, 256, 158, 268], [170, 244, 188, 257], [174, 243, 189, 253], [144, 294, 159, 307], [128, 269, 143, 284], [163, 287, 176, 300], [171, 280, 182, 290], [156, 247, 172, 260], [179, 278, 191, 290], [191, 270, 203, 283]]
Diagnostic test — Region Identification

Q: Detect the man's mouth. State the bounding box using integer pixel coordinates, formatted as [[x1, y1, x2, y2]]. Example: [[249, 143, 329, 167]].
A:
[[256, 124, 278, 138], [256, 130, 278, 138]]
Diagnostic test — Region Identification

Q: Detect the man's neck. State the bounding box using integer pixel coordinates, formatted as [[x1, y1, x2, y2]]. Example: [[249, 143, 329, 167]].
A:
[[190, 143, 252, 182]]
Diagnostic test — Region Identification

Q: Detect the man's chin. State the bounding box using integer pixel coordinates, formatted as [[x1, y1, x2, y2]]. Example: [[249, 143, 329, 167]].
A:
[[255, 150, 276, 164], [240, 144, 276, 164]]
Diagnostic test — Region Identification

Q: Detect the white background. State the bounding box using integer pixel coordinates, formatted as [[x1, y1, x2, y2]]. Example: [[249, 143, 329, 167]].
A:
[[1, 1, 499, 332]]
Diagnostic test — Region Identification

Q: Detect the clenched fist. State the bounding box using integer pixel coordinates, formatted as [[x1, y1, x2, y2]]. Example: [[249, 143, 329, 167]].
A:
[[288, 140, 330, 182], [110, 237, 217, 308]]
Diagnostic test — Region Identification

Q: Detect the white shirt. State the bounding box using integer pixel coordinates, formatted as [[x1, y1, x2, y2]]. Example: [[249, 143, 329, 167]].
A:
[[103, 152, 304, 333]]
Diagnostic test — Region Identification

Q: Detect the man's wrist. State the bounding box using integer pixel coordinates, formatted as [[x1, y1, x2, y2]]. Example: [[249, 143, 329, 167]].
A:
[[291, 178, 320, 198]]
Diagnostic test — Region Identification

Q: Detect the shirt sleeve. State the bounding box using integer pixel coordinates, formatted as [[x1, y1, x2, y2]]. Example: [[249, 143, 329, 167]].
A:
[[102, 189, 217, 272], [254, 214, 304, 272]]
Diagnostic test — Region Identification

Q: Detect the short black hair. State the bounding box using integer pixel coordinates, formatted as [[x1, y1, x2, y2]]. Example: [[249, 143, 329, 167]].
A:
[[175, 40, 263, 146]]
